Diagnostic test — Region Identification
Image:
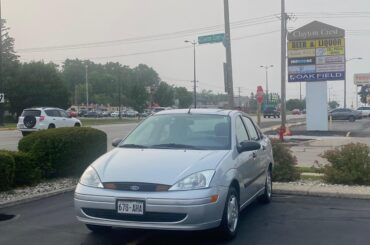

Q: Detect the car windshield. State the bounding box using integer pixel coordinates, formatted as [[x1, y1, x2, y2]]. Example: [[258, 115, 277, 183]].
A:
[[120, 114, 231, 150], [21, 110, 41, 117]]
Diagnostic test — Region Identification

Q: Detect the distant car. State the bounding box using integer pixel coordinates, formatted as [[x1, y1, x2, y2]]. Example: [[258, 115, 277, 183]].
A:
[[78, 109, 88, 117], [17, 107, 82, 136], [74, 109, 273, 240], [329, 108, 362, 122], [302, 109, 306, 114], [126, 110, 138, 117], [84, 111, 101, 118], [67, 109, 78, 118], [356, 107, 370, 117], [291, 109, 301, 115], [102, 111, 111, 117], [263, 107, 280, 118]]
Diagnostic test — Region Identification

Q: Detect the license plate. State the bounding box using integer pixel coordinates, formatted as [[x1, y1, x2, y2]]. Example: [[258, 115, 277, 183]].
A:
[[117, 200, 144, 215]]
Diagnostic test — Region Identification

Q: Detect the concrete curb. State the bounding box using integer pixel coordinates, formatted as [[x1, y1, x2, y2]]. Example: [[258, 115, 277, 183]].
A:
[[0, 127, 16, 131], [0, 186, 76, 209], [274, 183, 370, 200]]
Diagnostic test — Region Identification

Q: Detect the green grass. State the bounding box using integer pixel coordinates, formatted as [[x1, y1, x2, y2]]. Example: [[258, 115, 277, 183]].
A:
[[300, 175, 324, 181], [0, 123, 17, 129], [296, 166, 324, 174]]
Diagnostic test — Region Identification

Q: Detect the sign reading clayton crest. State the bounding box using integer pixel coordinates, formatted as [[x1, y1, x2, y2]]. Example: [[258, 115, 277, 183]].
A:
[[287, 21, 345, 82]]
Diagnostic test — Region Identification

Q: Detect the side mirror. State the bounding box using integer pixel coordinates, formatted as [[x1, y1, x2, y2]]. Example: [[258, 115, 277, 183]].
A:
[[237, 141, 261, 153], [112, 138, 122, 147]]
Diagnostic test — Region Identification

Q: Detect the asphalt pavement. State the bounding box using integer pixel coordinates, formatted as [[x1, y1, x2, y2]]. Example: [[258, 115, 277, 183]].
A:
[[0, 192, 369, 245], [0, 115, 305, 151]]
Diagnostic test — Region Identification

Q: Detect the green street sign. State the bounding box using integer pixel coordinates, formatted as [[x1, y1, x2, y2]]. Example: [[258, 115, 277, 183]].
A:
[[198, 33, 225, 45]]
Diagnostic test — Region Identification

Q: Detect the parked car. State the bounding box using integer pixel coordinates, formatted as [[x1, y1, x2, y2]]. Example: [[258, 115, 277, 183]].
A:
[[263, 107, 280, 118], [291, 109, 301, 115], [356, 107, 370, 117], [84, 111, 101, 118], [75, 109, 273, 240], [17, 107, 82, 136], [101, 111, 111, 117], [329, 108, 362, 122], [126, 110, 138, 117], [67, 109, 78, 118], [78, 109, 88, 117]]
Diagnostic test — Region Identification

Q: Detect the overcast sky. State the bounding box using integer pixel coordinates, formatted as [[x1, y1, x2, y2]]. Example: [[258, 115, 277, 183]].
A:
[[2, 0, 370, 106]]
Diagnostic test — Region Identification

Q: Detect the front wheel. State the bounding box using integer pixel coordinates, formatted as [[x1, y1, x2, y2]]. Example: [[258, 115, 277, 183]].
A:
[[85, 224, 111, 233], [258, 168, 272, 204], [218, 186, 239, 240], [349, 116, 355, 122]]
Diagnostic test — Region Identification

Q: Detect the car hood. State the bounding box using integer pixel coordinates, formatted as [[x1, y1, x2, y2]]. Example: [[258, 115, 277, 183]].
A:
[[92, 148, 229, 185]]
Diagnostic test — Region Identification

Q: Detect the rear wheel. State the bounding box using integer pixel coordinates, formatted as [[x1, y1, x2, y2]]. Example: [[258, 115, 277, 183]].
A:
[[218, 186, 239, 240], [85, 224, 111, 233], [48, 124, 56, 129], [21, 131, 31, 137], [258, 167, 272, 204], [74, 123, 81, 127]]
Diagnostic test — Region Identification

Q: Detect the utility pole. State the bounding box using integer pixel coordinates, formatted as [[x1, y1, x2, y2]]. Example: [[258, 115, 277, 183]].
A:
[[0, 0, 4, 126], [260, 65, 273, 105], [184, 40, 197, 108], [85, 64, 89, 111], [344, 57, 363, 108], [224, 0, 234, 109], [238, 87, 241, 108], [280, 0, 288, 136], [299, 82, 302, 101], [118, 80, 121, 119]]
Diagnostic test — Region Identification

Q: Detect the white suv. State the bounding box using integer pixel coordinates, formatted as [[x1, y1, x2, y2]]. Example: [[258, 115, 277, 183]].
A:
[[17, 107, 82, 136]]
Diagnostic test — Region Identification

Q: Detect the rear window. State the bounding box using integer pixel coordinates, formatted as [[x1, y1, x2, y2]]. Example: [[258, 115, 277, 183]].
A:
[[21, 110, 41, 117]]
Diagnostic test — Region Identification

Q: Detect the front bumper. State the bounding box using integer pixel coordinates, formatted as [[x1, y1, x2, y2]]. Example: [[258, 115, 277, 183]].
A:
[[74, 184, 228, 231]]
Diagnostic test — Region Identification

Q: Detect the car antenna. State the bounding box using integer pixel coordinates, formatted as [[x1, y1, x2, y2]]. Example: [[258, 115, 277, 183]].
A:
[[188, 107, 192, 114]]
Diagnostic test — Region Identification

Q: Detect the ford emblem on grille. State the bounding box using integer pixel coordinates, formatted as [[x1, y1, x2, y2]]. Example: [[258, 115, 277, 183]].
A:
[[130, 185, 140, 191]]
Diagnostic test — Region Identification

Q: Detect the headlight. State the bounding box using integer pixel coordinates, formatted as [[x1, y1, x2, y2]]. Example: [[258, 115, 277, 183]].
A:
[[79, 166, 103, 188], [169, 170, 215, 191]]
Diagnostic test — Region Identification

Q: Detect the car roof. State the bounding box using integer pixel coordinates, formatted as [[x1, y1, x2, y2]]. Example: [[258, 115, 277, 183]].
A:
[[155, 108, 240, 117]]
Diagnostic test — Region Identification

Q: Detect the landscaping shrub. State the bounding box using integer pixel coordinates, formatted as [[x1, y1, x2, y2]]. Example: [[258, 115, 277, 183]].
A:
[[18, 127, 107, 178], [321, 143, 370, 185], [0, 152, 15, 191], [0, 151, 42, 186], [271, 139, 300, 182]]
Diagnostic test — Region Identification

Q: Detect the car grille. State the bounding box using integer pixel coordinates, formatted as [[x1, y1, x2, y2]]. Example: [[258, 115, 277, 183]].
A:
[[103, 182, 170, 192], [82, 208, 186, 223]]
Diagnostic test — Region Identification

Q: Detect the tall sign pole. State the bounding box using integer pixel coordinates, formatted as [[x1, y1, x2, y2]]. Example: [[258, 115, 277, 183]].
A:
[[280, 0, 287, 134], [0, 0, 4, 126], [193, 42, 197, 108], [224, 0, 234, 109]]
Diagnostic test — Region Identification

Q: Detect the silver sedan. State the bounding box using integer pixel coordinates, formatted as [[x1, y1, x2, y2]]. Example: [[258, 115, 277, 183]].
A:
[[74, 109, 274, 240]]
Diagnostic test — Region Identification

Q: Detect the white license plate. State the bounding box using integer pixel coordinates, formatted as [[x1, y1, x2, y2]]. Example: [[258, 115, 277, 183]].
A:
[[117, 200, 144, 215]]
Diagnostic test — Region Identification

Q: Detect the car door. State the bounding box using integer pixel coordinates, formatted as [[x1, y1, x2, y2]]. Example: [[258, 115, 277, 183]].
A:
[[242, 116, 267, 191], [331, 109, 341, 120], [59, 110, 73, 127], [45, 109, 60, 127], [234, 115, 259, 205]]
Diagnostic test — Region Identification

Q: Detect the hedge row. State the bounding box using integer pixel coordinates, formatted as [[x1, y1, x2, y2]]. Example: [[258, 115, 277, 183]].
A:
[[0, 127, 107, 191]]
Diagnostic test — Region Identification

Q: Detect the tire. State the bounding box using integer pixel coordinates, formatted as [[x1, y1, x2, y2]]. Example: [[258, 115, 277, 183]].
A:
[[218, 186, 239, 241], [48, 124, 56, 129], [85, 224, 111, 233], [74, 123, 81, 127], [268, 116, 271, 118], [263, 116, 266, 118], [349, 116, 355, 122], [21, 131, 31, 137], [23, 116, 37, 129], [274, 115, 276, 119], [258, 167, 272, 204]]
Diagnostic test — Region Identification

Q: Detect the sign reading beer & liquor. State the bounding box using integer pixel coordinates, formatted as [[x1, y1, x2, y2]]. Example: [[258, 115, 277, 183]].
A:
[[287, 21, 345, 82]]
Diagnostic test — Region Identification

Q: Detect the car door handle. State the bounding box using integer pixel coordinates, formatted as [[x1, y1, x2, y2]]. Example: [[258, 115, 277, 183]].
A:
[[252, 152, 257, 159], [262, 145, 266, 151]]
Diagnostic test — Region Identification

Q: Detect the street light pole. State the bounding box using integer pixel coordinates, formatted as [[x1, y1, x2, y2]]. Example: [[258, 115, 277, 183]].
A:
[[224, 0, 234, 109], [85, 64, 89, 111], [185, 40, 197, 108], [344, 57, 362, 108], [0, 0, 4, 126], [280, 0, 288, 135], [260, 65, 273, 105]]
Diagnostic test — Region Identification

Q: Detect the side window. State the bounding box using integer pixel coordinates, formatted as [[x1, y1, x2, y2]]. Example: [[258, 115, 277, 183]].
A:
[[242, 117, 259, 141], [235, 116, 249, 144], [45, 110, 54, 117], [59, 110, 68, 118]]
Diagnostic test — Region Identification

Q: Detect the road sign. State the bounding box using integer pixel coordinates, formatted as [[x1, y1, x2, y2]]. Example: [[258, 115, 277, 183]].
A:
[[354, 73, 370, 86], [198, 33, 225, 45], [0, 93, 4, 103], [287, 21, 345, 83], [256, 86, 264, 104]]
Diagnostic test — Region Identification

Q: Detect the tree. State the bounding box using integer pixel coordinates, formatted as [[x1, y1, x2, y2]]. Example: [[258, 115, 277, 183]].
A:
[[247, 92, 257, 113], [174, 87, 192, 108], [153, 82, 174, 107], [286, 99, 305, 111], [328, 101, 339, 109], [7, 62, 69, 116], [359, 85, 370, 104]]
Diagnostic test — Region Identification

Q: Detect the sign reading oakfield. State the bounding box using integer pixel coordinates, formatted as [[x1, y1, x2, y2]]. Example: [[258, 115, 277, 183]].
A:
[[287, 21, 345, 83]]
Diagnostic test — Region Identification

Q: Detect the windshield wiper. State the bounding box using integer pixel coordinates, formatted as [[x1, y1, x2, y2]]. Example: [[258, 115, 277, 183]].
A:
[[119, 144, 148, 149], [150, 143, 203, 150]]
